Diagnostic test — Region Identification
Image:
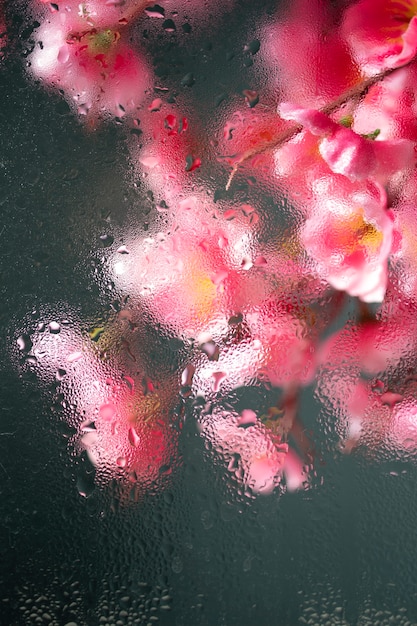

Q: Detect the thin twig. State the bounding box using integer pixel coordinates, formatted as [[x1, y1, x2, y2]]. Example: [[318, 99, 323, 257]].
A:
[[225, 60, 413, 190]]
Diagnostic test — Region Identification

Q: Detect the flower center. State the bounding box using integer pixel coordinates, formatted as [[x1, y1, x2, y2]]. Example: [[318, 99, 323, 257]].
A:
[[88, 29, 119, 54], [67, 28, 120, 56], [382, 0, 417, 40], [184, 267, 217, 320], [330, 210, 383, 257]]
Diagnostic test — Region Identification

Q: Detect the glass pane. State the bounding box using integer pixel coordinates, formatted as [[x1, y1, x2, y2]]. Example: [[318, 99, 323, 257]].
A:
[[2, 0, 417, 624]]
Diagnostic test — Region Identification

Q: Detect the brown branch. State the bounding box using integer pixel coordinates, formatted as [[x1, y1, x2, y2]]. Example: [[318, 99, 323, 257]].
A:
[[225, 61, 413, 191]]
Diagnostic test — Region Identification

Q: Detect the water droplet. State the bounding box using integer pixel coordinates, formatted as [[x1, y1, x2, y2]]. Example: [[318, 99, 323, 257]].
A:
[[76, 474, 95, 498], [212, 371, 227, 392], [162, 19, 176, 32], [17, 334, 32, 352], [128, 426, 141, 448], [185, 154, 201, 172], [117, 245, 130, 254], [148, 98, 163, 112], [116, 456, 127, 468], [181, 73, 195, 88], [223, 208, 237, 220], [99, 402, 116, 421], [49, 321, 61, 334], [81, 431, 98, 448], [237, 409, 257, 427], [56, 368, 67, 381], [171, 556, 183, 573], [380, 391, 403, 408], [145, 4, 165, 18], [181, 364, 195, 387], [123, 375, 135, 394], [244, 39, 260, 55], [200, 341, 219, 361], [89, 327, 105, 342], [78, 103, 90, 116], [242, 90, 259, 108], [67, 351, 83, 363], [99, 234, 114, 247], [241, 257, 253, 270]]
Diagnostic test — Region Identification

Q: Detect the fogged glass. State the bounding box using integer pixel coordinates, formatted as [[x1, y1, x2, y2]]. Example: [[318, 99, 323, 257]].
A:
[[2, 0, 417, 624]]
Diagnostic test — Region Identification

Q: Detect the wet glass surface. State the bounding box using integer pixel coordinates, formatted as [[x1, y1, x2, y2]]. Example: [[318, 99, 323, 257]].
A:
[[2, 1, 417, 624]]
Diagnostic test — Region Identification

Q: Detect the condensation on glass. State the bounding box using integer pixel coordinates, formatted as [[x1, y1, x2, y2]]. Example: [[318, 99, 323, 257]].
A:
[[1, 0, 417, 624]]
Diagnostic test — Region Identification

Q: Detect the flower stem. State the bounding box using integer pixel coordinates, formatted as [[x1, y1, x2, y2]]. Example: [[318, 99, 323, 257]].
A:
[[225, 61, 414, 190]]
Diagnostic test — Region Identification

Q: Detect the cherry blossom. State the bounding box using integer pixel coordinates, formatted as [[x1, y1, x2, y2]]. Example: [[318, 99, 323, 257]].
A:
[[15, 313, 178, 498], [279, 102, 415, 185], [390, 198, 417, 300], [197, 406, 309, 495], [15, 0, 417, 498], [352, 66, 417, 143], [316, 309, 417, 453], [301, 177, 393, 302], [218, 107, 287, 182], [110, 200, 275, 339], [245, 300, 318, 389], [342, 0, 417, 74], [131, 102, 203, 204], [83, 376, 177, 497], [262, 0, 358, 108], [29, 0, 151, 121]]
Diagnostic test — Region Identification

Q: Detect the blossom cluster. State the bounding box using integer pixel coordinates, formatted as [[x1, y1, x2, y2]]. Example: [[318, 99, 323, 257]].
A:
[[9, 0, 417, 499]]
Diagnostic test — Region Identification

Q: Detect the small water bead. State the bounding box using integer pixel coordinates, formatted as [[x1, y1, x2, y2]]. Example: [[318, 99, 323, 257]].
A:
[[17, 334, 32, 352]]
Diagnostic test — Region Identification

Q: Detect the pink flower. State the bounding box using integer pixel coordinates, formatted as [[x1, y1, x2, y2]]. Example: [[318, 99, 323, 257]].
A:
[[279, 102, 415, 184], [217, 107, 288, 180], [274, 127, 331, 210], [390, 196, 417, 299], [197, 406, 308, 495], [353, 65, 417, 143], [262, 0, 359, 108], [342, 0, 417, 74], [14, 313, 178, 498], [85, 378, 177, 497], [245, 300, 318, 388], [131, 102, 203, 204], [110, 201, 274, 338], [29, 3, 151, 121], [302, 177, 393, 302], [317, 314, 417, 453], [319, 316, 414, 378], [390, 400, 417, 451]]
